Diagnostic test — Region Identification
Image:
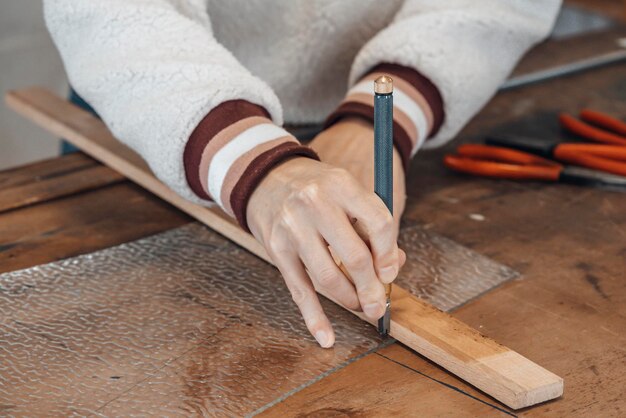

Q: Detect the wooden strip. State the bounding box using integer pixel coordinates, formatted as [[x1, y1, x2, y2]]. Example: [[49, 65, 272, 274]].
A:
[[0, 164, 125, 213], [5, 88, 269, 262], [4, 87, 563, 409]]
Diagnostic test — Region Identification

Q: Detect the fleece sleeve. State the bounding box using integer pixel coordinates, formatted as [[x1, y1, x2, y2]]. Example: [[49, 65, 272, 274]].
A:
[[43, 0, 318, 231], [327, 0, 561, 170]]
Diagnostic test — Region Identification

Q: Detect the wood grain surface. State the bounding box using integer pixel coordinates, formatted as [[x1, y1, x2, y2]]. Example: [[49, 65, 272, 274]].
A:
[[0, 178, 190, 275], [1, 18, 624, 417], [5, 85, 563, 409], [266, 26, 626, 417]]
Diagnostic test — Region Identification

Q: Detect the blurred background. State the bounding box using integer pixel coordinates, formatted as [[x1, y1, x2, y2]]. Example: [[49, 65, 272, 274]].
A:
[[0, 0, 623, 170], [0, 2, 66, 170]]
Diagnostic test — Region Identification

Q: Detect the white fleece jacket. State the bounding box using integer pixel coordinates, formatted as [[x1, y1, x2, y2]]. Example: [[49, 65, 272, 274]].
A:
[[43, 0, 561, 228]]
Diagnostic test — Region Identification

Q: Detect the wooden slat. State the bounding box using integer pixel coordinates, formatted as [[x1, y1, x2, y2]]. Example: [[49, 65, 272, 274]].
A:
[[0, 164, 125, 213], [5, 87, 563, 409]]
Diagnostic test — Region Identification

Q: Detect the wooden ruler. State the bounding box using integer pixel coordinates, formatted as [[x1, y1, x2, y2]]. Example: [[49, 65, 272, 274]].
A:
[[5, 87, 563, 409]]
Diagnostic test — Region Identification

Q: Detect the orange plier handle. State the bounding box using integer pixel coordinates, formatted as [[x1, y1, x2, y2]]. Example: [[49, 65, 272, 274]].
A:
[[444, 144, 562, 181], [555, 143, 626, 177], [560, 109, 626, 146], [558, 109, 626, 176]]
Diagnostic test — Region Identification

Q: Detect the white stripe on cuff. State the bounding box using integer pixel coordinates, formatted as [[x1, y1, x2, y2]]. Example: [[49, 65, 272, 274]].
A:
[[207, 123, 290, 207], [348, 80, 429, 156]]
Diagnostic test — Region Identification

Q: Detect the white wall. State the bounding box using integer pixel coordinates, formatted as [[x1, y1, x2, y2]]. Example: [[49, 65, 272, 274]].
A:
[[0, 1, 67, 170]]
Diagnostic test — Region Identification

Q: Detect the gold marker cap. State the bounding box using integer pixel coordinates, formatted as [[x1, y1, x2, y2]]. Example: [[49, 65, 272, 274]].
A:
[[374, 75, 393, 94]]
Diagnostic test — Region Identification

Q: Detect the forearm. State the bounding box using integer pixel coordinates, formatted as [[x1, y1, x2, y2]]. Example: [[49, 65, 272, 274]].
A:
[[325, 64, 443, 172], [44, 0, 317, 230], [349, 0, 561, 149]]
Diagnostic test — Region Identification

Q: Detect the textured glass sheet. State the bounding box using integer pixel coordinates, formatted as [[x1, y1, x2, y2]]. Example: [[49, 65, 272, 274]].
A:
[[396, 226, 518, 311], [0, 223, 517, 417]]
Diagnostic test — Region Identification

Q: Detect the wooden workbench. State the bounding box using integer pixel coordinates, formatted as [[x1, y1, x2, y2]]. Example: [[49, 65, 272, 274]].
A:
[[1, 26, 625, 418]]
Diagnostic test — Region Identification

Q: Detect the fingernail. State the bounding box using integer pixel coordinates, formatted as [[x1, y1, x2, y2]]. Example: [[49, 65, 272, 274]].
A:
[[315, 330, 332, 348], [379, 265, 397, 282], [363, 302, 383, 319]]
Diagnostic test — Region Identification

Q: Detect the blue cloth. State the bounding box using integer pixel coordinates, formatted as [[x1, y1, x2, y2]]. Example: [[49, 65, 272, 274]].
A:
[[61, 89, 99, 154]]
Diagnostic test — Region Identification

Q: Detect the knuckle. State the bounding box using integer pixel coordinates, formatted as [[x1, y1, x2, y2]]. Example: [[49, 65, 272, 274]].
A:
[[290, 286, 310, 306], [359, 285, 384, 302], [345, 247, 371, 270], [267, 233, 290, 260], [294, 182, 323, 207], [305, 315, 327, 331], [316, 267, 339, 288], [278, 207, 299, 232], [371, 210, 393, 235], [265, 212, 299, 259], [345, 298, 361, 312], [329, 167, 352, 186]]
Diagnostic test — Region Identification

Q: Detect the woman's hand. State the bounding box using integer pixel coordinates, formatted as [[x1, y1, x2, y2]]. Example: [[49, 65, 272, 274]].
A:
[[309, 117, 406, 232], [247, 157, 403, 348]]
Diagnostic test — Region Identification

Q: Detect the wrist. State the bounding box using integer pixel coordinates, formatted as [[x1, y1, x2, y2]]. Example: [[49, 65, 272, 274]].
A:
[[183, 100, 320, 232], [310, 117, 372, 157], [329, 116, 374, 133], [323, 63, 445, 171], [311, 117, 404, 178]]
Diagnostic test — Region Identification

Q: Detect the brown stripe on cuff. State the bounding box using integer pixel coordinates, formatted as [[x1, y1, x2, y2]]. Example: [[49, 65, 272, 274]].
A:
[[219, 136, 298, 216], [325, 102, 413, 170], [231, 142, 320, 232], [198, 116, 270, 195], [345, 91, 419, 150], [184, 100, 270, 200], [369, 63, 444, 137], [362, 72, 434, 133]]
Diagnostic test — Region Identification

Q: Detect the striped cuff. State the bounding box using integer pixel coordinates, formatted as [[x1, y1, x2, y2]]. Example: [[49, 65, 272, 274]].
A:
[[184, 100, 319, 231], [325, 64, 444, 170]]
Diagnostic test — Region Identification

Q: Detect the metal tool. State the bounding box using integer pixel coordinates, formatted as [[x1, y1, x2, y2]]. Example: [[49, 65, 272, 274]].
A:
[[501, 43, 626, 90], [374, 75, 393, 336], [445, 109, 626, 188]]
